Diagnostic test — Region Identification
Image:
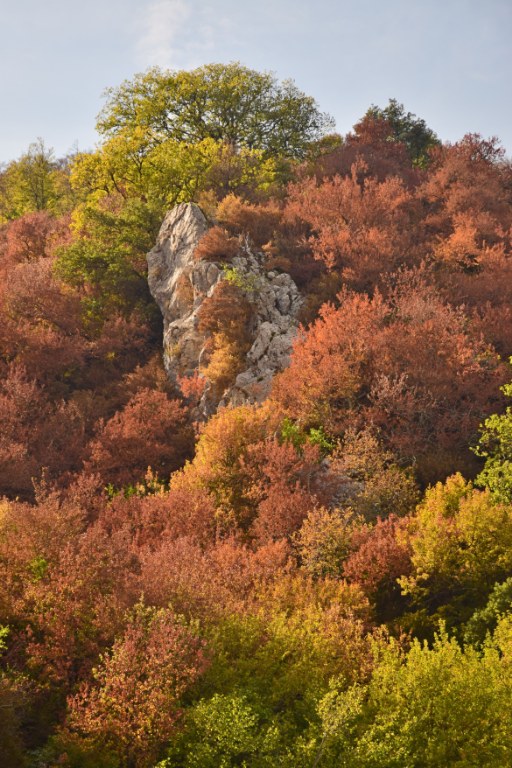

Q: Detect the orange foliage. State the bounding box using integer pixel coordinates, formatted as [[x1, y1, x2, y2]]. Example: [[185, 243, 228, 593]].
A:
[[172, 403, 280, 532], [242, 438, 322, 542], [139, 537, 291, 619], [0, 365, 87, 498], [1, 211, 70, 272], [216, 193, 282, 247], [20, 522, 139, 687], [99, 483, 217, 548], [314, 113, 421, 185], [343, 515, 412, 619], [86, 389, 194, 488], [286, 161, 423, 290], [67, 604, 207, 768], [273, 281, 506, 481], [193, 225, 239, 262]]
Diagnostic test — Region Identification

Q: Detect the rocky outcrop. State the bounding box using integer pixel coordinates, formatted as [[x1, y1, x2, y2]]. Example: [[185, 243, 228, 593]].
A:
[[147, 203, 302, 415]]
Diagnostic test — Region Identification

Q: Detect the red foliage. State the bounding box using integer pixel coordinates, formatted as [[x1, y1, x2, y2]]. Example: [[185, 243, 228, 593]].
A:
[[68, 603, 207, 768], [242, 439, 322, 542], [315, 114, 421, 185], [343, 515, 412, 617], [193, 225, 239, 262], [0, 365, 87, 498], [1, 211, 70, 271], [20, 522, 139, 687], [272, 282, 506, 481], [177, 370, 207, 403], [86, 388, 194, 488], [216, 194, 282, 246], [286, 162, 423, 291], [139, 536, 291, 619], [98, 483, 218, 548]]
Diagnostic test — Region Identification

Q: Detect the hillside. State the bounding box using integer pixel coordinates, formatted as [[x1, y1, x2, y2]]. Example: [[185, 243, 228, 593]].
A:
[[1, 64, 512, 767]]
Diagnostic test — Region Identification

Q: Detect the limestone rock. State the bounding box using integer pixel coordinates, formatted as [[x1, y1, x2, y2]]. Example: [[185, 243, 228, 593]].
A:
[[147, 202, 303, 416]]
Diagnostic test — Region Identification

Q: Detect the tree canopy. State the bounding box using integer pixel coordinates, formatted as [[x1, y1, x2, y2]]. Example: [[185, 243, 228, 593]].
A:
[[360, 98, 440, 165], [97, 62, 335, 159]]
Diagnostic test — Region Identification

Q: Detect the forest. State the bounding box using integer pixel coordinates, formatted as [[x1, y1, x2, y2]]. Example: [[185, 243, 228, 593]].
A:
[[1, 62, 512, 767]]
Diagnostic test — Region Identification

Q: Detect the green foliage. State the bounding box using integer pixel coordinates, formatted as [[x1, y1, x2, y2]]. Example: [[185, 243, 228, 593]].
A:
[[54, 196, 158, 320], [222, 265, 261, 294], [464, 577, 512, 648], [353, 626, 512, 767], [163, 693, 280, 767], [475, 380, 512, 503], [71, 137, 277, 209], [0, 139, 72, 220], [400, 474, 512, 633], [97, 62, 334, 160], [28, 555, 49, 582], [280, 418, 336, 456], [365, 98, 440, 166]]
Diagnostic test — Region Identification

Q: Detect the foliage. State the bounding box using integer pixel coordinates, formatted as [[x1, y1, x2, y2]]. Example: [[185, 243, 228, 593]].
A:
[[475, 379, 512, 503], [294, 506, 361, 578], [162, 693, 280, 767], [67, 603, 207, 768], [85, 388, 194, 489], [193, 226, 239, 262], [353, 625, 512, 766], [97, 62, 334, 160], [362, 98, 440, 166], [2, 73, 512, 765], [216, 194, 282, 246], [400, 474, 512, 633], [0, 139, 73, 221], [54, 195, 158, 320], [272, 283, 506, 482], [464, 577, 512, 648]]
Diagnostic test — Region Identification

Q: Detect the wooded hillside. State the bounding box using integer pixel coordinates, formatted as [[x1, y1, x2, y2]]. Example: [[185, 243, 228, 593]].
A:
[[1, 64, 512, 767]]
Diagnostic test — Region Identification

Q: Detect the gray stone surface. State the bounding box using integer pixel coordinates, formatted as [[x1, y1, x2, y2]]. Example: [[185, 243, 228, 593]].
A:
[[147, 203, 303, 415]]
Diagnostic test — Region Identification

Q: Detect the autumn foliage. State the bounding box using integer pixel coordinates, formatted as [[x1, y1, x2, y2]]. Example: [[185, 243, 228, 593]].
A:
[[2, 78, 512, 766]]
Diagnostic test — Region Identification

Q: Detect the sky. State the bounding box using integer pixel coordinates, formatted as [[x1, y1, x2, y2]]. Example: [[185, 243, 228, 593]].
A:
[[1, 0, 511, 162]]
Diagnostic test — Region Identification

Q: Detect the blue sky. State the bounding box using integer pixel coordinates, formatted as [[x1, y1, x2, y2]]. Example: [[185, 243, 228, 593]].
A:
[[1, 0, 511, 161]]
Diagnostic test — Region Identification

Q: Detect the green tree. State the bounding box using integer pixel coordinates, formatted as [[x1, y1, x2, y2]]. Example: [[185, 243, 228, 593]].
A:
[[54, 196, 158, 320], [363, 98, 439, 166], [162, 693, 280, 768], [464, 577, 512, 648], [400, 474, 512, 633], [475, 380, 512, 503], [354, 626, 512, 767], [0, 139, 71, 220], [97, 62, 334, 160]]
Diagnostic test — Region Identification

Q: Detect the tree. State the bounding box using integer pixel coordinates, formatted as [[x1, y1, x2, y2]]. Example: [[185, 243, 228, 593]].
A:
[[0, 139, 71, 220], [272, 281, 506, 482], [163, 693, 280, 767], [359, 98, 440, 166], [400, 474, 512, 632], [54, 195, 158, 320], [474, 379, 512, 503], [285, 162, 421, 290], [97, 63, 334, 160], [352, 627, 512, 767], [85, 388, 194, 488], [67, 603, 207, 768]]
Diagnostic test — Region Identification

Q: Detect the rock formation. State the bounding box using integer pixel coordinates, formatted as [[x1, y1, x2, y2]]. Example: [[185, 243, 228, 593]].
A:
[[147, 203, 302, 415]]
